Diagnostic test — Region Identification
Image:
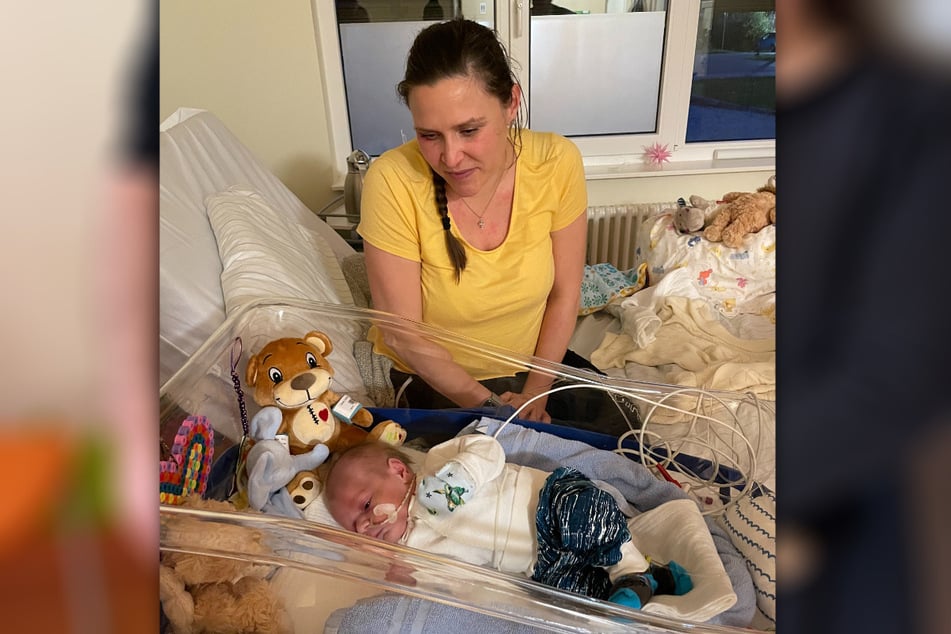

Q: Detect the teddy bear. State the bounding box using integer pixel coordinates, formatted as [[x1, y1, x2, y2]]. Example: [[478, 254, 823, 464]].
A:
[[245, 330, 407, 454], [159, 496, 292, 634], [241, 330, 407, 516], [702, 176, 776, 248]]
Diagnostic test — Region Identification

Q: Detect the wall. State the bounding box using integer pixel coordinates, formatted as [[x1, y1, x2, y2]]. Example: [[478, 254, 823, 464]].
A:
[[160, 0, 772, 214], [587, 169, 773, 205], [159, 0, 337, 214]]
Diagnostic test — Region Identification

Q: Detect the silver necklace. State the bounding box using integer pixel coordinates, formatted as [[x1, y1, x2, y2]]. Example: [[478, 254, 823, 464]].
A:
[[455, 154, 515, 230], [459, 194, 492, 229]]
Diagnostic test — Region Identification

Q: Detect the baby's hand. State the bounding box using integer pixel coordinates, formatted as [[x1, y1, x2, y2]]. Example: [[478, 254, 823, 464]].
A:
[[416, 461, 474, 517]]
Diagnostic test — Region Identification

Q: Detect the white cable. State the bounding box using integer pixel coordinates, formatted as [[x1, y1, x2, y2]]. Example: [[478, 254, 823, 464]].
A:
[[394, 376, 413, 408], [626, 385, 760, 515], [491, 382, 764, 516]]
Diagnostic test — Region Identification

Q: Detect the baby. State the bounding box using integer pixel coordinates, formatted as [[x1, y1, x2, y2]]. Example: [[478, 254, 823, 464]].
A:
[[324, 433, 692, 608]]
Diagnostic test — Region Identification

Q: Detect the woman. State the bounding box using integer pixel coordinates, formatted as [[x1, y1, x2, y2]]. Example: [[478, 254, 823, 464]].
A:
[[359, 18, 623, 429]]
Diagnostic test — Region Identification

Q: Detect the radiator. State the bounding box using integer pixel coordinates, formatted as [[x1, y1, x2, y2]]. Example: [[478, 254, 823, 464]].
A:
[[585, 202, 673, 270]]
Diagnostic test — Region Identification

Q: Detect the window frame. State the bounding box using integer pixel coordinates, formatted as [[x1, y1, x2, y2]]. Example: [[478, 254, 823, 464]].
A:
[[312, 0, 774, 188]]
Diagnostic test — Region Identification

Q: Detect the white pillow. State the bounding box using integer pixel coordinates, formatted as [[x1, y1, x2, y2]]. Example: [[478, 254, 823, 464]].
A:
[[159, 110, 356, 387], [206, 187, 354, 315], [207, 187, 375, 404], [717, 489, 776, 627]]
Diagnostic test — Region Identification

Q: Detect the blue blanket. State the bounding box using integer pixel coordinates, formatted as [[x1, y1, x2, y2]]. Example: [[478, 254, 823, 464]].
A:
[[324, 419, 756, 633]]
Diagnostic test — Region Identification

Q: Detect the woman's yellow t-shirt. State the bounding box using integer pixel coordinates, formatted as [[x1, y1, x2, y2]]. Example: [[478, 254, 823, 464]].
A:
[[357, 129, 586, 379]]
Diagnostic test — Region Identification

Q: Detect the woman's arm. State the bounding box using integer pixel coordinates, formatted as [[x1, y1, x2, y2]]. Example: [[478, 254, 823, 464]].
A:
[[500, 213, 587, 422], [364, 241, 494, 408]]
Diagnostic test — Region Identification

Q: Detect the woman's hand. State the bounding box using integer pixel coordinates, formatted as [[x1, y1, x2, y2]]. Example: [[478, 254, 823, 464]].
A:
[[500, 390, 551, 423]]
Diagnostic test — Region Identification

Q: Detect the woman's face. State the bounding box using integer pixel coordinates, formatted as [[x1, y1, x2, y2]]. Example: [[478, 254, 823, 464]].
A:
[[407, 75, 519, 198]]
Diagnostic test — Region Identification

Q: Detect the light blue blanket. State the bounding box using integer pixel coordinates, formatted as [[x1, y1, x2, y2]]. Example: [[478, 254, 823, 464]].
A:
[[324, 419, 756, 633]]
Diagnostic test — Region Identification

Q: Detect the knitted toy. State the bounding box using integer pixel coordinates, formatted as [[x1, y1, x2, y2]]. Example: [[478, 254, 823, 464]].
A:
[[160, 416, 214, 505], [159, 496, 292, 634], [703, 176, 776, 248]]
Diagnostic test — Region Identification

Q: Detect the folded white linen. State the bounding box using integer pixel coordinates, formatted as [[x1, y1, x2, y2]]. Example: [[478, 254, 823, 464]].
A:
[[632, 499, 738, 622]]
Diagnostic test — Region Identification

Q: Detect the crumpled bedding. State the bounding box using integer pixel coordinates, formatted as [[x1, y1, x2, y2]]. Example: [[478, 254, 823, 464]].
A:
[[586, 204, 776, 396], [584, 271, 776, 490], [324, 419, 757, 633], [591, 294, 775, 400], [637, 212, 775, 320]]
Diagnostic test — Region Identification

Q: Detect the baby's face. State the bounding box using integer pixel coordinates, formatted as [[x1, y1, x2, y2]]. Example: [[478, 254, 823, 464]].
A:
[[326, 454, 413, 543]]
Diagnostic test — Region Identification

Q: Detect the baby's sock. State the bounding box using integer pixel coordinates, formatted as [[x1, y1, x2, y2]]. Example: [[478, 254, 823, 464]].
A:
[[648, 560, 693, 596], [608, 561, 693, 610], [608, 573, 654, 609]]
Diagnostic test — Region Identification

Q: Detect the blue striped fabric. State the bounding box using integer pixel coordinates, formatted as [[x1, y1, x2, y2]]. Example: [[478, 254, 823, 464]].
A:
[[532, 467, 631, 599], [718, 488, 775, 625]]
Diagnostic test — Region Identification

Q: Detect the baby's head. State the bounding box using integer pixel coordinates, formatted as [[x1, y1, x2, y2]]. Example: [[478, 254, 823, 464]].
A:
[[324, 441, 416, 543]]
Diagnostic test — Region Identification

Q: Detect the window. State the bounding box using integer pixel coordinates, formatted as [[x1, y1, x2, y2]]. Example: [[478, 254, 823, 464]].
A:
[[687, 2, 775, 142], [313, 0, 774, 186]]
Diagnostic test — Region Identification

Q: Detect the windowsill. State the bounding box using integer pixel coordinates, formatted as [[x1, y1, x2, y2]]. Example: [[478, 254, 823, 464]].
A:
[[331, 157, 776, 188], [583, 156, 776, 180]]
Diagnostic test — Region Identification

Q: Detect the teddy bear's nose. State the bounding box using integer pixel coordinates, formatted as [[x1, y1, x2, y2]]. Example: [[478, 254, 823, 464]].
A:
[[291, 373, 316, 390]]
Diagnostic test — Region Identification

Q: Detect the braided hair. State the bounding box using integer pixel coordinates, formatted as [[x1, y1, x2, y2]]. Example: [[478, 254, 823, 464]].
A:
[[432, 171, 468, 282], [398, 18, 524, 282]]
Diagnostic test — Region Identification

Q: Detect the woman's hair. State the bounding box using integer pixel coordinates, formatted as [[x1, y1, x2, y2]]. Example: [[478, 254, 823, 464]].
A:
[[397, 18, 524, 283]]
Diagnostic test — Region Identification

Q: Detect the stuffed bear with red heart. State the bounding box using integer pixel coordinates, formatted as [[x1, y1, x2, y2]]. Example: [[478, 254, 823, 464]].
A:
[[245, 330, 406, 456]]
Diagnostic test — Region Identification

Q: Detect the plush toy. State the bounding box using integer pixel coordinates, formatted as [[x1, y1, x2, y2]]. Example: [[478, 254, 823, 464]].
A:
[[242, 331, 406, 516], [671, 195, 719, 234], [245, 330, 407, 454], [159, 496, 292, 634], [703, 176, 776, 248], [690, 194, 721, 224], [244, 407, 330, 517]]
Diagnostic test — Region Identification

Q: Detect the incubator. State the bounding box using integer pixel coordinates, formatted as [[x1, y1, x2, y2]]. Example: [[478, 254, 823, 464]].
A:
[[159, 299, 772, 633]]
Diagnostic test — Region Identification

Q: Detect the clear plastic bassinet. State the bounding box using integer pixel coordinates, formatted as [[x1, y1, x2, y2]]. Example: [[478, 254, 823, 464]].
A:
[[159, 299, 773, 633]]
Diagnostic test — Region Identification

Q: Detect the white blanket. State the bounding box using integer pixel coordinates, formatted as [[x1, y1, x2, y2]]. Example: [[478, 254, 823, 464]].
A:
[[591, 295, 775, 399], [589, 286, 776, 491]]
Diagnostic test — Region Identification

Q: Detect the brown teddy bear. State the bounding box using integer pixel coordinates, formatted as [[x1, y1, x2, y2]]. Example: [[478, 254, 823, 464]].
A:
[[245, 330, 406, 455], [703, 176, 776, 248], [159, 496, 291, 634]]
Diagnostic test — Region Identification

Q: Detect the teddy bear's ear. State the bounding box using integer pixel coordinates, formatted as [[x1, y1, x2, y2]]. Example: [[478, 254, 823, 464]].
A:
[[246, 352, 261, 387], [304, 331, 333, 357]]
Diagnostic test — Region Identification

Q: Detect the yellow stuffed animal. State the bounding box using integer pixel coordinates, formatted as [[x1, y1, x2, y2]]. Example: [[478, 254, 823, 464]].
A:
[[703, 176, 776, 249]]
